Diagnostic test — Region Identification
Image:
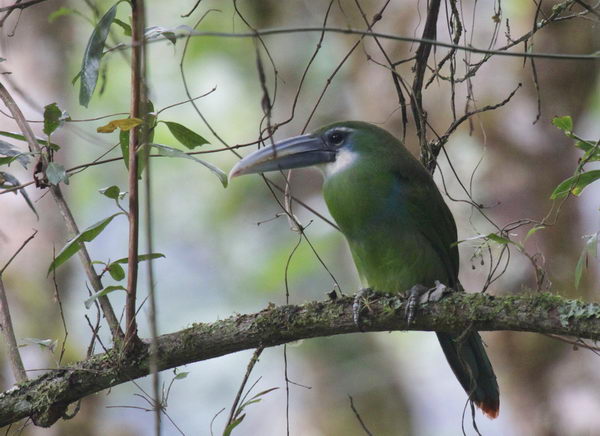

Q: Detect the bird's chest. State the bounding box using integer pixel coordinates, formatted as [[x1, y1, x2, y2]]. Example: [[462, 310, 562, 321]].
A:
[[323, 166, 398, 236], [323, 171, 448, 292]]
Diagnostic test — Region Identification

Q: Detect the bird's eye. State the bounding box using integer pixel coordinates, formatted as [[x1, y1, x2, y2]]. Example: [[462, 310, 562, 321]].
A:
[[328, 130, 346, 146]]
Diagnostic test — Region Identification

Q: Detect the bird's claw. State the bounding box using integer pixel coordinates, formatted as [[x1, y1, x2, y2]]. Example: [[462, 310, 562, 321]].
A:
[[353, 288, 373, 331], [405, 284, 429, 325], [405, 281, 450, 324]]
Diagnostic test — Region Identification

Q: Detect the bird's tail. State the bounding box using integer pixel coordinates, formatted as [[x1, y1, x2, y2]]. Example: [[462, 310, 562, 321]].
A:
[[436, 331, 499, 419]]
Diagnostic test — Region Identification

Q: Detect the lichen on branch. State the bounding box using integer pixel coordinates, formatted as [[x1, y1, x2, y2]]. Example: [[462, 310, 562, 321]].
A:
[[1, 291, 599, 427]]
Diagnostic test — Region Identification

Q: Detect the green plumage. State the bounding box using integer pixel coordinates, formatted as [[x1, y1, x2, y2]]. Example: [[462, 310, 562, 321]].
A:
[[319, 122, 459, 290], [230, 120, 500, 417], [317, 121, 498, 417]]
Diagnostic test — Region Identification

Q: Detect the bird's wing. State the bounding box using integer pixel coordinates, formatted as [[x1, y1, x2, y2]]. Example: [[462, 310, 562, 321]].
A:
[[396, 171, 460, 287]]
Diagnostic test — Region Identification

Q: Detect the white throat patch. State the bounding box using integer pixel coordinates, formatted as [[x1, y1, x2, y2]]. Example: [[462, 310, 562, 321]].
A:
[[321, 148, 359, 177]]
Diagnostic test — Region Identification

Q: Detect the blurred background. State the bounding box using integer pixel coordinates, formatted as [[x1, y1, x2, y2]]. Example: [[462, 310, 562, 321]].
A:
[[0, 0, 599, 435]]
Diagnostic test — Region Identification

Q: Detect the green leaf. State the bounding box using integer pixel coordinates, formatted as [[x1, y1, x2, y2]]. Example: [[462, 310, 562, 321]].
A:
[[136, 142, 149, 179], [119, 130, 148, 177], [120, 129, 129, 169], [0, 140, 31, 168], [99, 185, 122, 199], [552, 116, 573, 133], [48, 7, 91, 25], [113, 253, 165, 264], [0, 152, 33, 168], [48, 212, 124, 275], [21, 337, 57, 351], [162, 121, 208, 150], [247, 387, 279, 402], [72, 70, 81, 86], [225, 386, 278, 435], [574, 250, 586, 290], [174, 371, 189, 380], [485, 233, 512, 245], [550, 170, 600, 199], [576, 140, 600, 162], [108, 263, 126, 281], [0, 171, 38, 218], [456, 233, 512, 245], [46, 162, 69, 186], [97, 117, 142, 133], [117, 101, 154, 175], [0, 130, 59, 149], [48, 7, 76, 22], [575, 140, 595, 153], [134, 100, 155, 178], [113, 18, 131, 36], [525, 225, 546, 242], [223, 415, 245, 436], [84, 285, 126, 309], [575, 233, 598, 289], [145, 26, 177, 45], [79, 3, 120, 107], [43, 103, 69, 136], [151, 143, 227, 187], [103, 254, 163, 281]]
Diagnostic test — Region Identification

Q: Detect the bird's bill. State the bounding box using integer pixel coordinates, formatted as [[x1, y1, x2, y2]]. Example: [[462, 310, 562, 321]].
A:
[[229, 134, 336, 180]]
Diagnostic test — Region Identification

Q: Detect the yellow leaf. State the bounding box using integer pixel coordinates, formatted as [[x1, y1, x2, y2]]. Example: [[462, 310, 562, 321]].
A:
[[97, 118, 143, 133]]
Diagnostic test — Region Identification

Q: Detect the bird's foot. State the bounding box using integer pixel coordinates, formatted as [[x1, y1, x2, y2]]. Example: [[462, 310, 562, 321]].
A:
[[405, 281, 451, 324], [353, 288, 373, 332], [327, 288, 339, 301], [428, 281, 452, 302], [405, 285, 429, 325]]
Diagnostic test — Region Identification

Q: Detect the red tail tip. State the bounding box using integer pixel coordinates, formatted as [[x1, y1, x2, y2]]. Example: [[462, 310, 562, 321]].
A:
[[476, 400, 499, 419]]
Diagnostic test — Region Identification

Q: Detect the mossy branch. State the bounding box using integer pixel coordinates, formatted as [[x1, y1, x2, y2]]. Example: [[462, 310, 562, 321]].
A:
[[1, 291, 600, 428]]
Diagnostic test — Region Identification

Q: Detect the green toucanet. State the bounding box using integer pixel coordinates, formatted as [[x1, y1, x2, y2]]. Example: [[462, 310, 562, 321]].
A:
[[229, 121, 499, 418]]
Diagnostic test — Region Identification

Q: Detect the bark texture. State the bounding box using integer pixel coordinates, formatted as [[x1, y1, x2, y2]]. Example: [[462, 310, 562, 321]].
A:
[[1, 291, 599, 427]]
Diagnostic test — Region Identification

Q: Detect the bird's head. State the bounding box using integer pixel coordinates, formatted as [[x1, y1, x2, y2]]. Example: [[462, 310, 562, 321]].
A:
[[229, 121, 401, 181]]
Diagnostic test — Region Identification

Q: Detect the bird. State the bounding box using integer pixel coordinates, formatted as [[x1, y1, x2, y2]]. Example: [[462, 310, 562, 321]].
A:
[[229, 121, 499, 418]]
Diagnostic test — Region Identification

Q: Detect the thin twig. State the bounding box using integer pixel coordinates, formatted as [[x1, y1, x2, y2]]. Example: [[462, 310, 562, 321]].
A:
[[0, 0, 50, 13], [425, 83, 522, 172], [225, 347, 265, 428], [573, 0, 600, 18], [139, 6, 161, 435], [155, 88, 217, 116], [353, 0, 409, 138], [124, 0, 144, 351], [144, 27, 600, 61], [303, 1, 392, 132], [0, 229, 37, 275], [545, 333, 600, 355], [348, 396, 374, 436], [51, 262, 69, 366]]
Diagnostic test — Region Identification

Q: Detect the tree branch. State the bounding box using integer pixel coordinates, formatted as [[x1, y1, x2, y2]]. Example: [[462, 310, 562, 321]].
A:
[[1, 291, 600, 427], [0, 0, 51, 14]]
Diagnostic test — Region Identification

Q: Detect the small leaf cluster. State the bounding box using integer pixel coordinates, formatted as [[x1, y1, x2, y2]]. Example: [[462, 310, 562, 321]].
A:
[[223, 387, 279, 436], [0, 101, 70, 216], [551, 116, 599, 289], [76, 2, 227, 185], [550, 116, 600, 199]]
